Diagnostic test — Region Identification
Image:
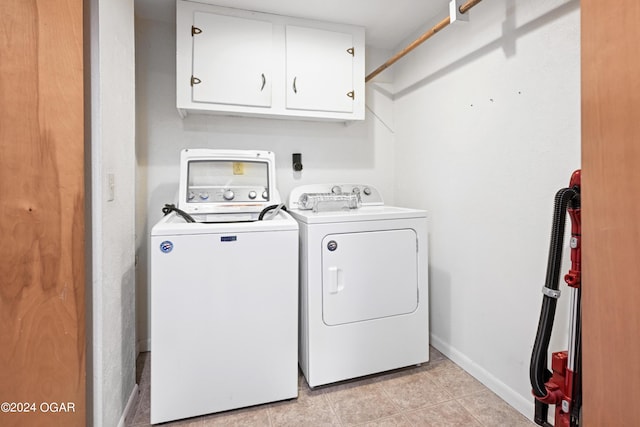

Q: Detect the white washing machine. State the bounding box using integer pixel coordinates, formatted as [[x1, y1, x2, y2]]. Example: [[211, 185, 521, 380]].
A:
[[150, 149, 298, 424], [288, 184, 429, 388]]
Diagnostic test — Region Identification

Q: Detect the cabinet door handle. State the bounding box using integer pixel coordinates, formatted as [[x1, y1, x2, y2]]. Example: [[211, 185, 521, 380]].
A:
[[293, 77, 297, 94], [347, 90, 354, 100], [347, 47, 354, 56], [260, 73, 266, 91], [191, 76, 201, 86]]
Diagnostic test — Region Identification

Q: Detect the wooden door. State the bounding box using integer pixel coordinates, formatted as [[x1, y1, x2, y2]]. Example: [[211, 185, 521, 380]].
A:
[[582, 0, 640, 424], [0, 1, 86, 426]]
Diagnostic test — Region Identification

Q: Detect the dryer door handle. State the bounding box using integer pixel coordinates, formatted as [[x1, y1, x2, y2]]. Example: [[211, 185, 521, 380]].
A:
[[328, 266, 344, 294]]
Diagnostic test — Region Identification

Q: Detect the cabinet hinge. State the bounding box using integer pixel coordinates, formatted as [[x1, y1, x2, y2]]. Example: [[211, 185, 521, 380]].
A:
[[347, 47, 354, 56], [192, 26, 202, 36], [191, 76, 201, 86], [346, 90, 355, 100]]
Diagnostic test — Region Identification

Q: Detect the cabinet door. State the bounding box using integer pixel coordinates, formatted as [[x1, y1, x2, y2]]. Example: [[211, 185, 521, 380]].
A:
[[286, 25, 354, 113], [192, 12, 272, 107]]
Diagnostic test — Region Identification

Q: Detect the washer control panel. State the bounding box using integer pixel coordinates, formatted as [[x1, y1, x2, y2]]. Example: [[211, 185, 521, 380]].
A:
[[186, 187, 269, 204], [178, 149, 279, 215]]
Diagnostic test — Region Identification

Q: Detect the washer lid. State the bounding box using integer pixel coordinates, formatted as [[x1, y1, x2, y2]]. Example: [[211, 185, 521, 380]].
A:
[[288, 205, 427, 224], [151, 211, 298, 236]]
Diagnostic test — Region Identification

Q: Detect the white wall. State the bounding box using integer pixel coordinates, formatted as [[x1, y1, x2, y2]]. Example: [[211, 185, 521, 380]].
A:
[[389, 0, 580, 417], [134, 17, 396, 351], [91, 0, 137, 425]]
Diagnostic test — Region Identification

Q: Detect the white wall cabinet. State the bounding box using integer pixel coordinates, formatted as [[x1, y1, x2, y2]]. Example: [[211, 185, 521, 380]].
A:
[[177, 1, 365, 121], [285, 25, 355, 114], [191, 13, 273, 108]]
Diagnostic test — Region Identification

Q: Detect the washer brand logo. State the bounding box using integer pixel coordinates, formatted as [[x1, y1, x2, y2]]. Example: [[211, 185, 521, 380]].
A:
[[327, 240, 338, 251], [221, 236, 237, 242], [159, 241, 174, 253]]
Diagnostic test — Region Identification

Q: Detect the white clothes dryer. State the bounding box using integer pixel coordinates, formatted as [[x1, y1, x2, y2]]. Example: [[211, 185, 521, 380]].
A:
[[150, 150, 298, 424], [288, 184, 429, 388]]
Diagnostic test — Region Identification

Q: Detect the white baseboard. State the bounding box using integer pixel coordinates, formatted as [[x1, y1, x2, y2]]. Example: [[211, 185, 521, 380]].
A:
[[430, 334, 535, 421], [117, 384, 139, 427]]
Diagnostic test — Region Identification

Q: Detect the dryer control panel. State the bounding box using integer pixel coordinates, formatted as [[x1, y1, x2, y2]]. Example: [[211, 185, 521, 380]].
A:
[[288, 184, 384, 210]]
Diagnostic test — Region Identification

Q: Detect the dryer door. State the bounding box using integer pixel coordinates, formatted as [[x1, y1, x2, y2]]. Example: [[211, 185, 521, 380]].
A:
[[321, 229, 418, 326]]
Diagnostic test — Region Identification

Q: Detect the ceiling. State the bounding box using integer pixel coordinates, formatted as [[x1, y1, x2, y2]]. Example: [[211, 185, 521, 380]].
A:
[[134, 0, 450, 49]]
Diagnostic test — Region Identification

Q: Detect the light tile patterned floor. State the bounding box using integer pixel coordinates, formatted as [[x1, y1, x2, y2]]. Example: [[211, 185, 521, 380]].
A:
[[126, 348, 535, 426]]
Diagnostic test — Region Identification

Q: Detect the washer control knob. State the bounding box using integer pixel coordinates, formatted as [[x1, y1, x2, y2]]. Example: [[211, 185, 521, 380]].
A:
[[187, 191, 196, 201], [331, 185, 342, 195], [248, 190, 257, 200], [262, 190, 269, 200], [223, 190, 235, 201], [199, 192, 209, 201], [352, 187, 361, 195], [363, 187, 372, 196]]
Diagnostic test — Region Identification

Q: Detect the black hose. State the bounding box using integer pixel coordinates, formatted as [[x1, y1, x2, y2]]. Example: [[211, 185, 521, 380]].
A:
[[162, 203, 196, 223], [258, 204, 287, 221], [530, 187, 578, 398]]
